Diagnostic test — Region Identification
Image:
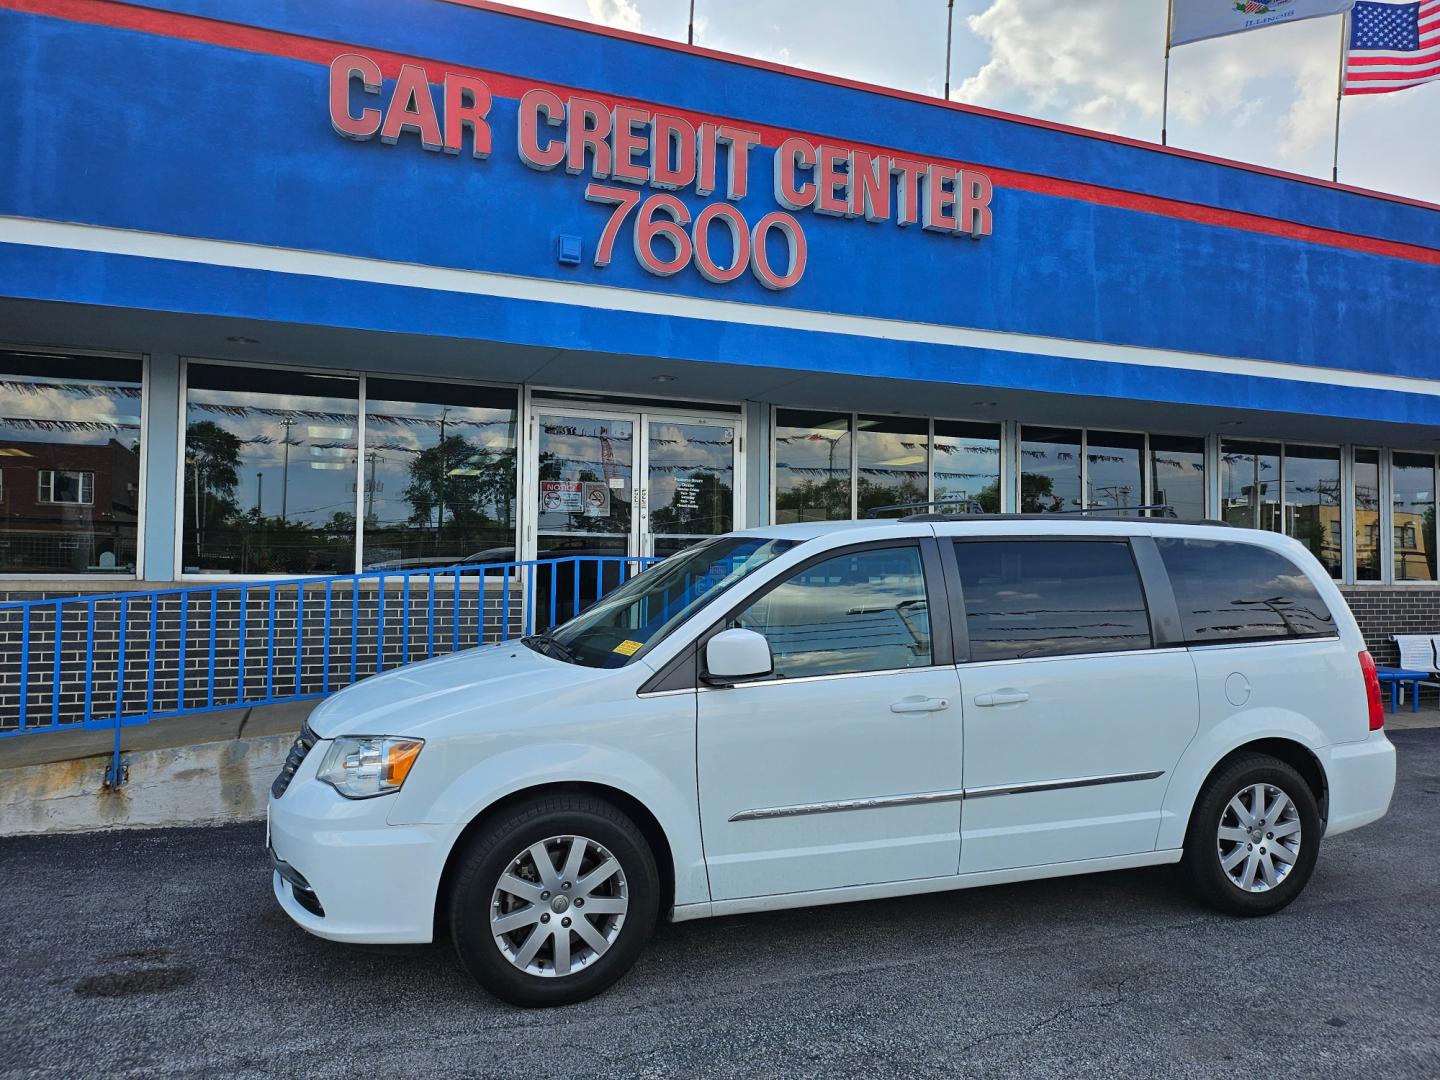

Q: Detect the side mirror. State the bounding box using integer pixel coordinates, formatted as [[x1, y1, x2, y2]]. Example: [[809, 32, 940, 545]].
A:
[[704, 627, 773, 684]]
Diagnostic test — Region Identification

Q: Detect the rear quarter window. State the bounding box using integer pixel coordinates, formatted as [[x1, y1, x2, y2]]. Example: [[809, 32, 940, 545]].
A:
[[1155, 537, 1336, 644]]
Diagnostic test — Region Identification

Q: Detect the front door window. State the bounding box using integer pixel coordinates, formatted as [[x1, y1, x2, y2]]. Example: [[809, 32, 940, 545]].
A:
[[646, 420, 735, 559]]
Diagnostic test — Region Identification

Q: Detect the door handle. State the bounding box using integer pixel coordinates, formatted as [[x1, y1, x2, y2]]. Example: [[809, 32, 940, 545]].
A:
[[974, 690, 1030, 707], [890, 697, 950, 714]]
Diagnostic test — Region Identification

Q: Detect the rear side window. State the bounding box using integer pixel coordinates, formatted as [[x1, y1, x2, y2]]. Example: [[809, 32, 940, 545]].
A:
[[953, 540, 1151, 662], [1155, 538, 1335, 644]]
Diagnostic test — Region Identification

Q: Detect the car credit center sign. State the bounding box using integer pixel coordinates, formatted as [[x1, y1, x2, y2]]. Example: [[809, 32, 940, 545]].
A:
[[328, 54, 995, 291]]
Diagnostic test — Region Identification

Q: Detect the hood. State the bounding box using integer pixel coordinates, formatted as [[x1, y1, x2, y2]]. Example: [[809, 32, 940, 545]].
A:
[[304, 641, 617, 739]]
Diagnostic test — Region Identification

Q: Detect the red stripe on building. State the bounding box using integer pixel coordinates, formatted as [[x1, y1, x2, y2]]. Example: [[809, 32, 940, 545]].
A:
[[4, 0, 1439, 268]]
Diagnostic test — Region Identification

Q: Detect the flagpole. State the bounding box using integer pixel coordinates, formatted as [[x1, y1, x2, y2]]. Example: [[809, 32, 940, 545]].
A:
[[944, 0, 956, 100], [1332, 10, 1348, 182], [1161, 0, 1174, 145]]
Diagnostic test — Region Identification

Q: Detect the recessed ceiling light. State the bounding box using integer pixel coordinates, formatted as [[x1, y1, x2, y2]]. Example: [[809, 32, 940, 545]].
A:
[[225, 335, 259, 345], [970, 400, 998, 408], [1218, 420, 1244, 427], [652, 374, 677, 383]]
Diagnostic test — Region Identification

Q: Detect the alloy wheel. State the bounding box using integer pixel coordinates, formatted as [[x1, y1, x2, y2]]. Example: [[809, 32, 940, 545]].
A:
[[1216, 782, 1303, 893], [489, 834, 629, 977]]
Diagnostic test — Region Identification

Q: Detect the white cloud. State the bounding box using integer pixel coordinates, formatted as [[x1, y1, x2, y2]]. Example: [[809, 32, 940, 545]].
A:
[[954, 0, 1439, 200], [586, 0, 642, 31]]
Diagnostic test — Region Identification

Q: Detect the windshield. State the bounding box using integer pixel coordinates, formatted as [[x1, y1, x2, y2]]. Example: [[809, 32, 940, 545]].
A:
[[533, 535, 801, 668]]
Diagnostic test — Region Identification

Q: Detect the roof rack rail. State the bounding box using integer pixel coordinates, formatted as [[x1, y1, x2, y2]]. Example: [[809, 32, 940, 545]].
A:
[[863, 498, 987, 519]]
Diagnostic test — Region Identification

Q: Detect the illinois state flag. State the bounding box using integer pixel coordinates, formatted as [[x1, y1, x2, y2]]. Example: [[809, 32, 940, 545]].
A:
[[1171, 0, 1355, 46]]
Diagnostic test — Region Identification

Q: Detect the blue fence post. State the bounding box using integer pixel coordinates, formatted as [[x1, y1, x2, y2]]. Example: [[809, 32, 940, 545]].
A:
[[401, 574, 411, 666], [237, 586, 248, 706], [501, 567, 511, 640], [176, 591, 188, 713], [51, 601, 62, 728], [295, 583, 305, 698], [145, 595, 157, 718], [322, 579, 333, 692], [265, 585, 277, 702], [207, 589, 217, 709], [107, 596, 128, 787], [376, 574, 386, 675], [18, 606, 30, 732], [452, 568, 462, 652], [426, 570, 436, 658], [84, 599, 96, 726], [350, 576, 360, 686]]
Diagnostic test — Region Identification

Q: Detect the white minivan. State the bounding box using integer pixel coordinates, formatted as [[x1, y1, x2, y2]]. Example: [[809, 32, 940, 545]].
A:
[[268, 517, 1396, 1006]]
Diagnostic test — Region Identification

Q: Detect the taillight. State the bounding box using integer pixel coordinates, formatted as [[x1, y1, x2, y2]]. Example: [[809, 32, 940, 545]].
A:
[[1359, 650, 1384, 731]]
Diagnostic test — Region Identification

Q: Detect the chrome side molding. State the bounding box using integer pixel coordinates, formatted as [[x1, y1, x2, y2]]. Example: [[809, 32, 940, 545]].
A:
[[728, 771, 1165, 822]]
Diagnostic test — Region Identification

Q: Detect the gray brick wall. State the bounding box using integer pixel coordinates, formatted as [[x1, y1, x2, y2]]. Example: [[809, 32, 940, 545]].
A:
[[0, 580, 527, 731], [1339, 586, 1440, 667]]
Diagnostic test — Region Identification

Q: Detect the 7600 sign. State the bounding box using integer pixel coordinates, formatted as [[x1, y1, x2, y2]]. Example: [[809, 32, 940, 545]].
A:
[[586, 184, 807, 291]]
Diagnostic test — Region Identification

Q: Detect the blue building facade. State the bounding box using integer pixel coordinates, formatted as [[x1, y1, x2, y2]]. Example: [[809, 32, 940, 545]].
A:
[[1, 0, 1438, 647]]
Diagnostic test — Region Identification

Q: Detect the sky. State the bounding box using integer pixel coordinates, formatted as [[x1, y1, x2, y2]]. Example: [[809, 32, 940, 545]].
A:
[[490, 0, 1439, 204]]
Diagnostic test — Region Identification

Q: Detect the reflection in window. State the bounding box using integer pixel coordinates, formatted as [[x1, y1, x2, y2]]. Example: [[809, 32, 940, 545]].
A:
[[1086, 430, 1144, 514], [954, 540, 1151, 661], [856, 415, 928, 518], [1157, 538, 1336, 643], [1283, 444, 1341, 579], [647, 421, 734, 544], [1148, 434, 1205, 520], [1019, 427, 1081, 513], [183, 364, 359, 575], [774, 410, 851, 523], [1354, 448, 1381, 581], [0, 352, 142, 574], [933, 420, 1001, 513], [361, 380, 517, 570], [1220, 440, 1281, 531], [1391, 452, 1436, 582], [736, 546, 932, 678]]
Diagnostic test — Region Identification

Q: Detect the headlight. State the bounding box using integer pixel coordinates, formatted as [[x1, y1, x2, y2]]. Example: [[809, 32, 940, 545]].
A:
[[316, 736, 424, 799]]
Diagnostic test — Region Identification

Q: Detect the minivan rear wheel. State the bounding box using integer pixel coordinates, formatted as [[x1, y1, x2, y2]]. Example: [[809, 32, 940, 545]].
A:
[[1182, 754, 1321, 917], [449, 793, 659, 1007]]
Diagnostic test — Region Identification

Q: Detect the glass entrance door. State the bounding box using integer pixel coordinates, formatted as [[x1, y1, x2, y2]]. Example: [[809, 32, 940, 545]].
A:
[[529, 405, 741, 588], [644, 417, 737, 558]]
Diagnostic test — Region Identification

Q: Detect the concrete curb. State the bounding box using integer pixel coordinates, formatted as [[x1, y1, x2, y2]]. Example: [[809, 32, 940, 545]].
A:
[[0, 732, 292, 836]]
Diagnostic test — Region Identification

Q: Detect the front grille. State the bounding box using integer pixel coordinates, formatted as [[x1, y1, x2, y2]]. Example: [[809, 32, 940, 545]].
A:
[[271, 722, 318, 799]]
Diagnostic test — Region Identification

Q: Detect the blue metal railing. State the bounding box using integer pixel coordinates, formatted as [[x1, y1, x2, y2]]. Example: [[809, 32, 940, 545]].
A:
[[0, 554, 657, 783]]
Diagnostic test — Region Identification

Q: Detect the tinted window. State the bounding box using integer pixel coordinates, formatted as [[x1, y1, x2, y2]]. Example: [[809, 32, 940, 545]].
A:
[[1156, 538, 1335, 644], [954, 541, 1151, 662], [735, 546, 931, 678]]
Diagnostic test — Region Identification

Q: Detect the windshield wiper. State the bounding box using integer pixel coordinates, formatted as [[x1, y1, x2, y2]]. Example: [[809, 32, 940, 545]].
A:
[[521, 633, 575, 663]]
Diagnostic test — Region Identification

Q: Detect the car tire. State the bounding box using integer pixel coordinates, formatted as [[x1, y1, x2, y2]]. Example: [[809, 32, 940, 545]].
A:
[[449, 793, 659, 1007], [1182, 753, 1322, 917]]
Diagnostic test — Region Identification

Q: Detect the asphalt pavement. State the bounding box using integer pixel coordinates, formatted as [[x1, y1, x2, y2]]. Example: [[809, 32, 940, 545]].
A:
[[4, 729, 1438, 1078]]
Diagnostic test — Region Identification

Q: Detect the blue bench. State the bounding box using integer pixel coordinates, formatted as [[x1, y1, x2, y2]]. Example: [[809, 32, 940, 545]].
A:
[[1375, 666, 1432, 713]]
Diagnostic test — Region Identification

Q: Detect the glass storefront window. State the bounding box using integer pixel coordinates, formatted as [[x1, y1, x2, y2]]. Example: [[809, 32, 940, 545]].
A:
[[183, 364, 359, 575], [1220, 440, 1281, 531], [1020, 427, 1081, 513], [0, 352, 142, 574], [1085, 430, 1145, 514], [932, 420, 1002, 513], [774, 410, 851, 523], [855, 415, 928, 518], [1283, 444, 1341, 578], [361, 380, 518, 570], [1353, 448, 1381, 581], [1391, 451, 1437, 583], [1148, 434, 1206, 520]]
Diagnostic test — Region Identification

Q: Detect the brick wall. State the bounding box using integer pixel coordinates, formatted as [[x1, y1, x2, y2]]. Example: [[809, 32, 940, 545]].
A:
[[0, 580, 528, 732], [1339, 586, 1440, 666]]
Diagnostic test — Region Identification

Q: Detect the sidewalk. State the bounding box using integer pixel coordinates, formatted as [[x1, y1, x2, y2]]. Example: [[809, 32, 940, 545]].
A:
[[0, 700, 313, 837]]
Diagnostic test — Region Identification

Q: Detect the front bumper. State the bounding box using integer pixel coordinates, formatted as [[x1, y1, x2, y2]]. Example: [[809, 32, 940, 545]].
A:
[[267, 766, 457, 945]]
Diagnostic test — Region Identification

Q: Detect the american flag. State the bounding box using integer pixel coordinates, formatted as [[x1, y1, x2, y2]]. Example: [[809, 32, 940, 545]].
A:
[[1345, 0, 1440, 94]]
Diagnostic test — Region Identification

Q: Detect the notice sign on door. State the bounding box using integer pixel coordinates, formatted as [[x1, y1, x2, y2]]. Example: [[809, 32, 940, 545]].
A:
[[582, 481, 611, 517], [540, 480, 583, 513]]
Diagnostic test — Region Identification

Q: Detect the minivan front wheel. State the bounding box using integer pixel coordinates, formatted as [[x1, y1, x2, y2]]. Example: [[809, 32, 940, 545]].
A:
[[1182, 754, 1321, 917], [449, 794, 659, 1007]]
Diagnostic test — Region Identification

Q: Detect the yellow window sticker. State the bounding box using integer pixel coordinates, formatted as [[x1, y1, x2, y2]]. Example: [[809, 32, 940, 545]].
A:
[[613, 639, 644, 656]]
